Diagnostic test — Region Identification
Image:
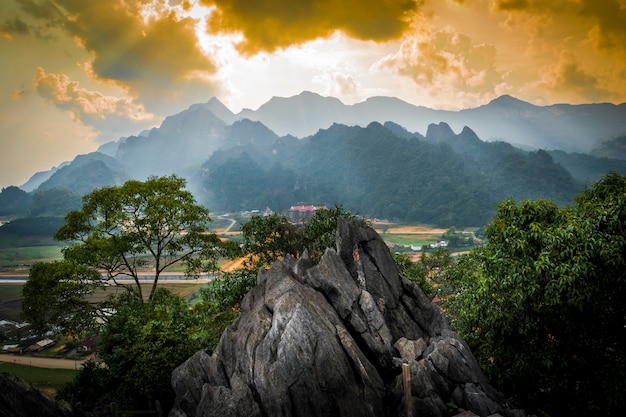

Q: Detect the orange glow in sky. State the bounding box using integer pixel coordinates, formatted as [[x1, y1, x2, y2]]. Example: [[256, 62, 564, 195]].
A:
[[1, 0, 626, 187]]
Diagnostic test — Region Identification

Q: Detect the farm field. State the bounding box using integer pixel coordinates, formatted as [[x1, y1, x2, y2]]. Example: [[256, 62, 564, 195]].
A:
[[0, 221, 452, 273], [0, 245, 63, 271], [0, 361, 79, 396], [372, 223, 449, 247], [0, 221, 455, 324]]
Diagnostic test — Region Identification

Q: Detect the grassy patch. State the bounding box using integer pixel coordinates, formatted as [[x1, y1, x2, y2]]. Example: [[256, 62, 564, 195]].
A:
[[0, 361, 78, 396], [0, 245, 63, 268], [379, 233, 441, 247]]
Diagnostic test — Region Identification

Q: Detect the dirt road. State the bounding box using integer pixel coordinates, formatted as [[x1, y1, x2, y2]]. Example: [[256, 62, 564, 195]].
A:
[[0, 354, 89, 370]]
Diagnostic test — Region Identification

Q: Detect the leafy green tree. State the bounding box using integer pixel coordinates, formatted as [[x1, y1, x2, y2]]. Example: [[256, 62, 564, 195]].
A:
[[420, 247, 453, 274], [241, 212, 303, 267], [22, 260, 103, 334], [55, 175, 222, 301], [393, 253, 435, 298], [58, 289, 225, 411], [444, 173, 626, 416], [241, 206, 356, 268], [202, 267, 258, 310], [304, 205, 355, 261], [97, 289, 206, 409], [56, 360, 115, 410]]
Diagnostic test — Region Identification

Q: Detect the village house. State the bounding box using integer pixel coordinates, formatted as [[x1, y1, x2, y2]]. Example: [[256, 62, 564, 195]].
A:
[[287, 204, 327, 222]]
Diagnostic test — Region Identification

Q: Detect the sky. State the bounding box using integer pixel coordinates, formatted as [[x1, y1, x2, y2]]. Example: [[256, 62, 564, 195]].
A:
[[1, 0, 626, 188]]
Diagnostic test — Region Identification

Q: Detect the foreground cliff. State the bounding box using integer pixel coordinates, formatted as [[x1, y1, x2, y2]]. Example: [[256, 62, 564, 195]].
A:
[[170, 218, 524, 417]]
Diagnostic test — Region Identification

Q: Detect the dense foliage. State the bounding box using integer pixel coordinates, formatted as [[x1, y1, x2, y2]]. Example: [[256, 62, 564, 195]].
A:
[[444, 172, 626, 416], [55, 175, 222, 301], [202, 267, 258, 310], [201, 122, 581, 227], [204, 206, 357, 311], [22, 260, 103, 334], [24, 177, 236, 412], [57, 289, 233, 411], [30, 187, 81, 216], [0, 216, 65, 238], [0, 186, 31, 216], [241, 205, 356, 266]]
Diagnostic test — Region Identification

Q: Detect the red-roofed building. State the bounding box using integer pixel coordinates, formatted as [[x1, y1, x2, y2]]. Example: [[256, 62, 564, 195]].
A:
[[287, 204, 327, 222]]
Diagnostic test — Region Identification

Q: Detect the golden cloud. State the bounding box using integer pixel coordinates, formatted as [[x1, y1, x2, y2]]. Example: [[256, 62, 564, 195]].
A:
[[19, 1, 218, 110], [539, 52, 610, 102], [581, 0, 626, 51], [488, 0, 626, 54], [375, 27, 508, 108], [32, 67, 156, 124], [0, 16, 29, 38], [202, 0, 422, 54]]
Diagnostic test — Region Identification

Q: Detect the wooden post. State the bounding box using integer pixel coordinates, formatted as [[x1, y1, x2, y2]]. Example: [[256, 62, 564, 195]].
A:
[[403, 363, 413, 417], [155, 400, 163, 417], [110, 402, 118, 417]]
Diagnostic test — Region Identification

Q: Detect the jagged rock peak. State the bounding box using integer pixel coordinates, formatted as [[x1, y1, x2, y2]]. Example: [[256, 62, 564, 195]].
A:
[[459, 126, 482, 142], [426, 121, 456, 141], [170, 218, 525, 417]]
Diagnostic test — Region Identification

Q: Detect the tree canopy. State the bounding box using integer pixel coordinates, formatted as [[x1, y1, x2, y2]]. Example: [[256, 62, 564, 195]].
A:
[[22, 260, 103, 334], [55, 175, 222, 301], [241, 205, 355, 267], [444, 172, 626, 416], [205, 206, 357, 311], [57, 288, 231, 411]]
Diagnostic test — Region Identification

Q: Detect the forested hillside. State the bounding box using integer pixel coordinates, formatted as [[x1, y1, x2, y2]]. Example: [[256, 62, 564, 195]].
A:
[[4, 96, 626, 228], [200, 121, 581, 226]]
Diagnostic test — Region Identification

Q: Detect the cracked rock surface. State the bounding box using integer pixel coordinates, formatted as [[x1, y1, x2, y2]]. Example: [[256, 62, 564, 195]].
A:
[[170, 218, 524, 417]]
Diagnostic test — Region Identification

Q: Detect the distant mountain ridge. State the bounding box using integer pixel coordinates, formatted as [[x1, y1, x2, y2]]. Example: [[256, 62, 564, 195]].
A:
[[211, 92, 626, 153], [6, 92, 626, 226], [198, 120, 583, 225]]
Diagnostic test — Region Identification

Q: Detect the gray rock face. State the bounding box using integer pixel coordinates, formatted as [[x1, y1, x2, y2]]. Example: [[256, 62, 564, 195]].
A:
[[0, 372, 88, 417], [170, 218, 522, 417]]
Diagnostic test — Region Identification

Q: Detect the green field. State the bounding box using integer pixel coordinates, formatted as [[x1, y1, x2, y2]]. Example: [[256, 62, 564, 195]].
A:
[[379, 233, 441, 247], [0, 361, 78, 396], [0, 245, 63, 268]]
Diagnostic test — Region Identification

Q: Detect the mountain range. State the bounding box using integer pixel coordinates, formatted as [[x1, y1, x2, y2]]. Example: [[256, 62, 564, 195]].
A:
[[6, 92, 626, 227]]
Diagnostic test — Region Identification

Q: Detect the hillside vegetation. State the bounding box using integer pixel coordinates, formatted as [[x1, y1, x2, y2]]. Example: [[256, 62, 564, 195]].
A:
[[3, 94, 626, 230]]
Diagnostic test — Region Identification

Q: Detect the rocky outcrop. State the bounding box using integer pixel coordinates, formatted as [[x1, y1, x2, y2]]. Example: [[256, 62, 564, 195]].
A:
[[0, 372, 88, 417], [170, 218, 523, 417]]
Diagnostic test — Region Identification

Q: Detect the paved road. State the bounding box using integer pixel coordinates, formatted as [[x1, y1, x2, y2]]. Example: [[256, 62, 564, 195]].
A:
[[0, 353, 89, 370]]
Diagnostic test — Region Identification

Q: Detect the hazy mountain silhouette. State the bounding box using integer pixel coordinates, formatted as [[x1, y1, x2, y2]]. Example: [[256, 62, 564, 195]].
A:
[[590, 135, 626, 160], [36, 152, 128, 196], [10, 92, 626, 226], [222, 92, 626, 153], [199, 120, 581, 225]]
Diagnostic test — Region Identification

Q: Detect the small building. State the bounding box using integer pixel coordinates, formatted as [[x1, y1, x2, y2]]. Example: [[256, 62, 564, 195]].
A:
[[288, 204, 327, 222], [25, 338, 55, 352], [430, 241, 449, 248], [2, 344, 19, 352]]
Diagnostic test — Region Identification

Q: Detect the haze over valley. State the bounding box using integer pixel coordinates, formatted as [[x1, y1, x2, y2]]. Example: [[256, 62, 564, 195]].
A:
[[2, 92, 626, 228]]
